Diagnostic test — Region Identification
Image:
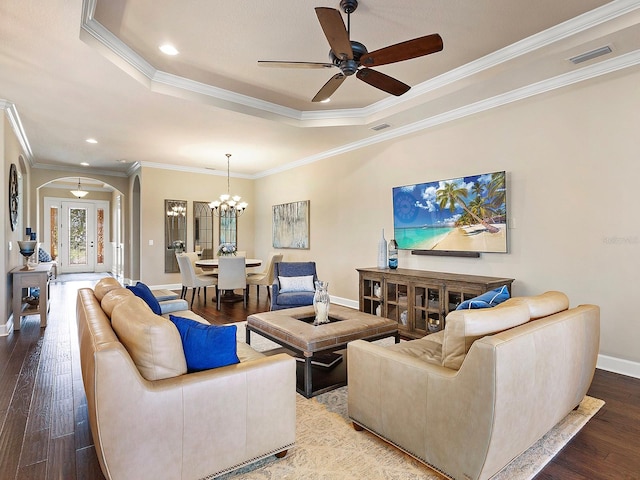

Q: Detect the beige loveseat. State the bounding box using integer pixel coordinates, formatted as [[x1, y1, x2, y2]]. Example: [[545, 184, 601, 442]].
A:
[[347, 291, 600, 480], [76, 278, 296, 480]]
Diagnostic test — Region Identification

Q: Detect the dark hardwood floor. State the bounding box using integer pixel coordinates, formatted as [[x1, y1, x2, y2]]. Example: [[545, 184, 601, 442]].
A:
[[0, 277, 638, 479]]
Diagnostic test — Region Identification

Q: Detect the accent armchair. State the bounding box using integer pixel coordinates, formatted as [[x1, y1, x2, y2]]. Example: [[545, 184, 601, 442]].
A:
[[270, 261, 318, 311]]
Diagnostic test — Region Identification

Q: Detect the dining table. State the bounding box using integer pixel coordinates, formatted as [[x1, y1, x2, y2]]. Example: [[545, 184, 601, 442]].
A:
[[195, 258, 262, 270]]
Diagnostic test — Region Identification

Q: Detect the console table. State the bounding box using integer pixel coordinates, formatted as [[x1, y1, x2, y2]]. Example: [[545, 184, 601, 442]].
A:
[[11, 263, 52, 330], [357, 267, 514, 339]]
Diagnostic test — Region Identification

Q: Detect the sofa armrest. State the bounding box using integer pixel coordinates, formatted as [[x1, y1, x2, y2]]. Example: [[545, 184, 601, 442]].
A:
[[159, 298, 189, 314], [347, 339, 497, 480], [92, 348, 296, 480]]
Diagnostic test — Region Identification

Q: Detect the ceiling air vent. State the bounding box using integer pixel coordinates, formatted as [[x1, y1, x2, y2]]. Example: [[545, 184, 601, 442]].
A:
[[569, 46, 612, 65], [371, 123, 391, 131]]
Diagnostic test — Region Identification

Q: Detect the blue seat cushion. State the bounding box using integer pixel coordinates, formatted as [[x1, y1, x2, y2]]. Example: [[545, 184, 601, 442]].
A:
[[456, 285, 510, 310], [276, 291, 315, 306], [169, 315, 240, 372], [126, 282, 162, 315]]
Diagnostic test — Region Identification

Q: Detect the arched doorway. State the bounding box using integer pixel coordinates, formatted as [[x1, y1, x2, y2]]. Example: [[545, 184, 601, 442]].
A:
[[39, 177, 122, 275]]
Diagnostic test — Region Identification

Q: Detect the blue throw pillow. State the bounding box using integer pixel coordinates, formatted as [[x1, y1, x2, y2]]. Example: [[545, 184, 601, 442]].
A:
[[169, 315, 240, 372], [456, 285, 510, 310], [38, 248, 53, 262], [126, 282, 162, 315]]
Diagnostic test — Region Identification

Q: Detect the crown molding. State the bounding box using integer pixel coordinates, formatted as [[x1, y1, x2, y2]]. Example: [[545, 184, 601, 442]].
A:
[[80, 0, 640, 128], [140, 161, 254, 179], [30, 161, 129, 178], [1, 100, 34, 165]]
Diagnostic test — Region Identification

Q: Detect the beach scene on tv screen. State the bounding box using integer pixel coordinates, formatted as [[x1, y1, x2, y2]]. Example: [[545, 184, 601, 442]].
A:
[[392, 171, 507, 253]]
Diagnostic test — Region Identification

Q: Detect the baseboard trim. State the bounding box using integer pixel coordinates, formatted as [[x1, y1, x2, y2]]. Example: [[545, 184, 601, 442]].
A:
[[153, 283, 182, 291], [597, 354, 640, 379], [0, 316, 14, 336]]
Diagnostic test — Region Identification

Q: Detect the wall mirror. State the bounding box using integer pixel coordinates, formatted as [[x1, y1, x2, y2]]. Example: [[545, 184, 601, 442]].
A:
[[193, 201, 214, 259], [219, 210, 237, 248], [164, 199, 187, 273]]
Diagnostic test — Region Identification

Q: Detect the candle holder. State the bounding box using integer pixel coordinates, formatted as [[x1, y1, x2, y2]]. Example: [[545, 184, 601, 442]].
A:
[[17, 240, 37, 271]]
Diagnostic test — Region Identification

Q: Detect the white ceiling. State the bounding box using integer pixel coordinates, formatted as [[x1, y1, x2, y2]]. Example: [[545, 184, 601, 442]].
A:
[[2, 0, 640, 178]]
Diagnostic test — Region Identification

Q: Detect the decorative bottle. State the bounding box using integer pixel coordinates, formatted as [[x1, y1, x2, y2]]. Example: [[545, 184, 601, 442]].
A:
[[377, 229, 387, 269], [388, 239, 398, 269], [313, 281, 330, 325]]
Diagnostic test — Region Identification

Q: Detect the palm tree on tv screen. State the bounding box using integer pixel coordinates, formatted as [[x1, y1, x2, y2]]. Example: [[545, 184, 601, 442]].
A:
[[436, 181, 500, 234]]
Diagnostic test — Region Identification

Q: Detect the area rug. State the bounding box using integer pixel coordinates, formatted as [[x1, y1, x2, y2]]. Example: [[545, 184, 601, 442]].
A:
[[224, 322, 604, 480]]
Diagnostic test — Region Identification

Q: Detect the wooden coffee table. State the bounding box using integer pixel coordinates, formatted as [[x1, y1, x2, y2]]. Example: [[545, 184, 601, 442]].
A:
[[247, 304, 398, 397]]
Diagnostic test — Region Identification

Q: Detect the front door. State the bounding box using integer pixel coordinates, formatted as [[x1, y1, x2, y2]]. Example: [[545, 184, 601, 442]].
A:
[[44, 198, 110, 274]]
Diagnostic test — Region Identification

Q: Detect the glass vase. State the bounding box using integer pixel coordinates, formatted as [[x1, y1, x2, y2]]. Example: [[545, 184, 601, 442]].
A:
[[313, 281, 330, 325]]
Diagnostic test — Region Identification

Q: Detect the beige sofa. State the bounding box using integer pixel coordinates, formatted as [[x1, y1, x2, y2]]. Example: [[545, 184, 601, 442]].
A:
[[347, 291, 600, 480], [76, 277, 296, 480]]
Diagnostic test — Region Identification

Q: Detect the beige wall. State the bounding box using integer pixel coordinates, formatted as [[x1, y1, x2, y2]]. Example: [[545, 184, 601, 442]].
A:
[[2, 115, 28, 326], [139, 166, 255, 285], [254, 68, 640, 365]]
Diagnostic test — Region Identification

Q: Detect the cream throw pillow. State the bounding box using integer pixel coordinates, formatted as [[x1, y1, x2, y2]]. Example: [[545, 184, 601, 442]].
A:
[[278, 275, 315, 292], [111, 296, 187, 380]]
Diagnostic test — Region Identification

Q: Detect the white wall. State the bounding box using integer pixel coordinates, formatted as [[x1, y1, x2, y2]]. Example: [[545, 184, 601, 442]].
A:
[[253, 67, 640, 367]]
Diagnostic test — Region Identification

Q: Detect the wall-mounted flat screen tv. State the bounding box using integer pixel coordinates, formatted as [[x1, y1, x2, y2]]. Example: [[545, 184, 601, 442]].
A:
[[392, 171, 507, 253]]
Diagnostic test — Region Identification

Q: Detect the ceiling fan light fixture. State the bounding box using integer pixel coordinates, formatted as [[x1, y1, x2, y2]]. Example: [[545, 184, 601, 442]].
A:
[[259, 1, 442, 102]]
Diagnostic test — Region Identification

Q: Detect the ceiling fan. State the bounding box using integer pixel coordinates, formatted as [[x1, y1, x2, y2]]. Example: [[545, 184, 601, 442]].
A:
[[258, 0, 443, 102]]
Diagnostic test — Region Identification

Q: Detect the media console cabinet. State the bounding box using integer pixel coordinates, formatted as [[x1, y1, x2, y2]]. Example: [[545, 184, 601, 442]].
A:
[[357, 267, 514, 339]]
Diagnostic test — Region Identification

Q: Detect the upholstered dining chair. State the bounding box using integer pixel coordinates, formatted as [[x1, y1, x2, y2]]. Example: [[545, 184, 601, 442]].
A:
[[175, 252, 218, 306], [270, 261, 318, 311], [184, 251, 206, 275], [247, 253, 283, 300], [216, 256, 247, 310]]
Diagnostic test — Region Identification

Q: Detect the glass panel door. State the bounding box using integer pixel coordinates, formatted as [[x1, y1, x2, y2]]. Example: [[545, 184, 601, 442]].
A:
[[46, 199, 110, 274], [61, 203, 95, 273]]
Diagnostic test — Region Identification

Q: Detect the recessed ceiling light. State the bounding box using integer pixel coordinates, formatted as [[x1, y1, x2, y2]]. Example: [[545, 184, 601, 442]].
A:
[[159, 44, 179, 56], [320, 98, 331, 103], [86, 138, 98, 144], [80, 162, 90, 166]]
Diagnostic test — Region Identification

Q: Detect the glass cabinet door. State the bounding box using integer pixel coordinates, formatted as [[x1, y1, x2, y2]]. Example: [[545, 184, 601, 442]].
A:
[[385, 280, 409, 328], [360, 276, 383, 316], [414, 285, 442, 334]]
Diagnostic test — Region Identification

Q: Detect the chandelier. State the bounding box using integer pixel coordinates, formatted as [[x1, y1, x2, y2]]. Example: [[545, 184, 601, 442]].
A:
[[70, 177, 88, 198], [209, 154, 247, 217]]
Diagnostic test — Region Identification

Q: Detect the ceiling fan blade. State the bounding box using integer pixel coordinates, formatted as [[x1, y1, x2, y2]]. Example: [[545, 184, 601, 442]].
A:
[[312, 73, 346, 102], [361, 34, 443, 67], [356, 68, 410, 96], [258, 61, 335, 69], [315, 7, 353, 60]]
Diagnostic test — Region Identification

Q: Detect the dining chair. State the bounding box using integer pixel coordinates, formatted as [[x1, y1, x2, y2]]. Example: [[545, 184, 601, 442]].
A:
[[175, 252, 218, 307], [216, 256, 247, 310], [247, 253, 283, 300], [184, 252, 205, 275]]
